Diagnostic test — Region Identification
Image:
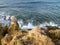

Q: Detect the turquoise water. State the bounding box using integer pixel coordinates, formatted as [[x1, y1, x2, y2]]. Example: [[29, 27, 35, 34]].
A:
[[0, 0, 60, 29]]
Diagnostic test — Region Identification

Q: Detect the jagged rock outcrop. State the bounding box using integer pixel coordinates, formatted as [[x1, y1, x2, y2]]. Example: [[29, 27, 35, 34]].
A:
[[27, 26, 55, 45], [1, 26, 55, 45], [8, 16, 20, 35], [48, 29, 60, 45], [48, 29, 60, 39], [46, 26, 59, 30]]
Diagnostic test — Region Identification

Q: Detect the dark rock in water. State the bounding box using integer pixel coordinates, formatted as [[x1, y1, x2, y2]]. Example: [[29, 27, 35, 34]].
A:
[[46, 26, 59, 30], [27, 29, 32, 30]]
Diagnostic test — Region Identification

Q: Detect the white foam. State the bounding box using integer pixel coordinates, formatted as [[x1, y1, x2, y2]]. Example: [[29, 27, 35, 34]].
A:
[[18, 19, 24, 27], [21, 22, 34, 30], [0, 12, 10, 26], [6, 15, 10, 20], [0, 15, 58, 30], [0, 12, 59, 29], [40, 22, 58, 28]]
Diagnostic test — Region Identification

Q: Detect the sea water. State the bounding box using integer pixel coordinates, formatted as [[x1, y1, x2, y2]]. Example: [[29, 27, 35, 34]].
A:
[[0, 0, 60, 29]]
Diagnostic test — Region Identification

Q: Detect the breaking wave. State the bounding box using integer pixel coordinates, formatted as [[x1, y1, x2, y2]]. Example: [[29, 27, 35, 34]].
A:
[[0, 13, 59, 30]]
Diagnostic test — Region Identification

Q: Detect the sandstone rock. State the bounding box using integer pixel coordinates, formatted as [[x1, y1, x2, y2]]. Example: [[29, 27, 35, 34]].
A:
[[1, 28, 55, 45], [1, 24, 55, 45], [0, 35, 3, 45], [48, 29, 60, 39], [1, 34, 13, 45], [0, 25, 8, 45], [8, 16, 20, 34], [2, 25, 8, 36], [27, 26, 55, 45], [28, 26, 46, 37]]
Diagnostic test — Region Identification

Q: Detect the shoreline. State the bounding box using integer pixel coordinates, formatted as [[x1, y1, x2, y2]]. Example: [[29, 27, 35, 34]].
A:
[[0, 16, 60, 45]]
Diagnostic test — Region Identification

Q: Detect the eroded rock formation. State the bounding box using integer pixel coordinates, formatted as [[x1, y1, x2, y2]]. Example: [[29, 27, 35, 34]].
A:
[[0, 16, 60, 45], [1, 26, 55, 45], [8, 16, 20, 35]]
